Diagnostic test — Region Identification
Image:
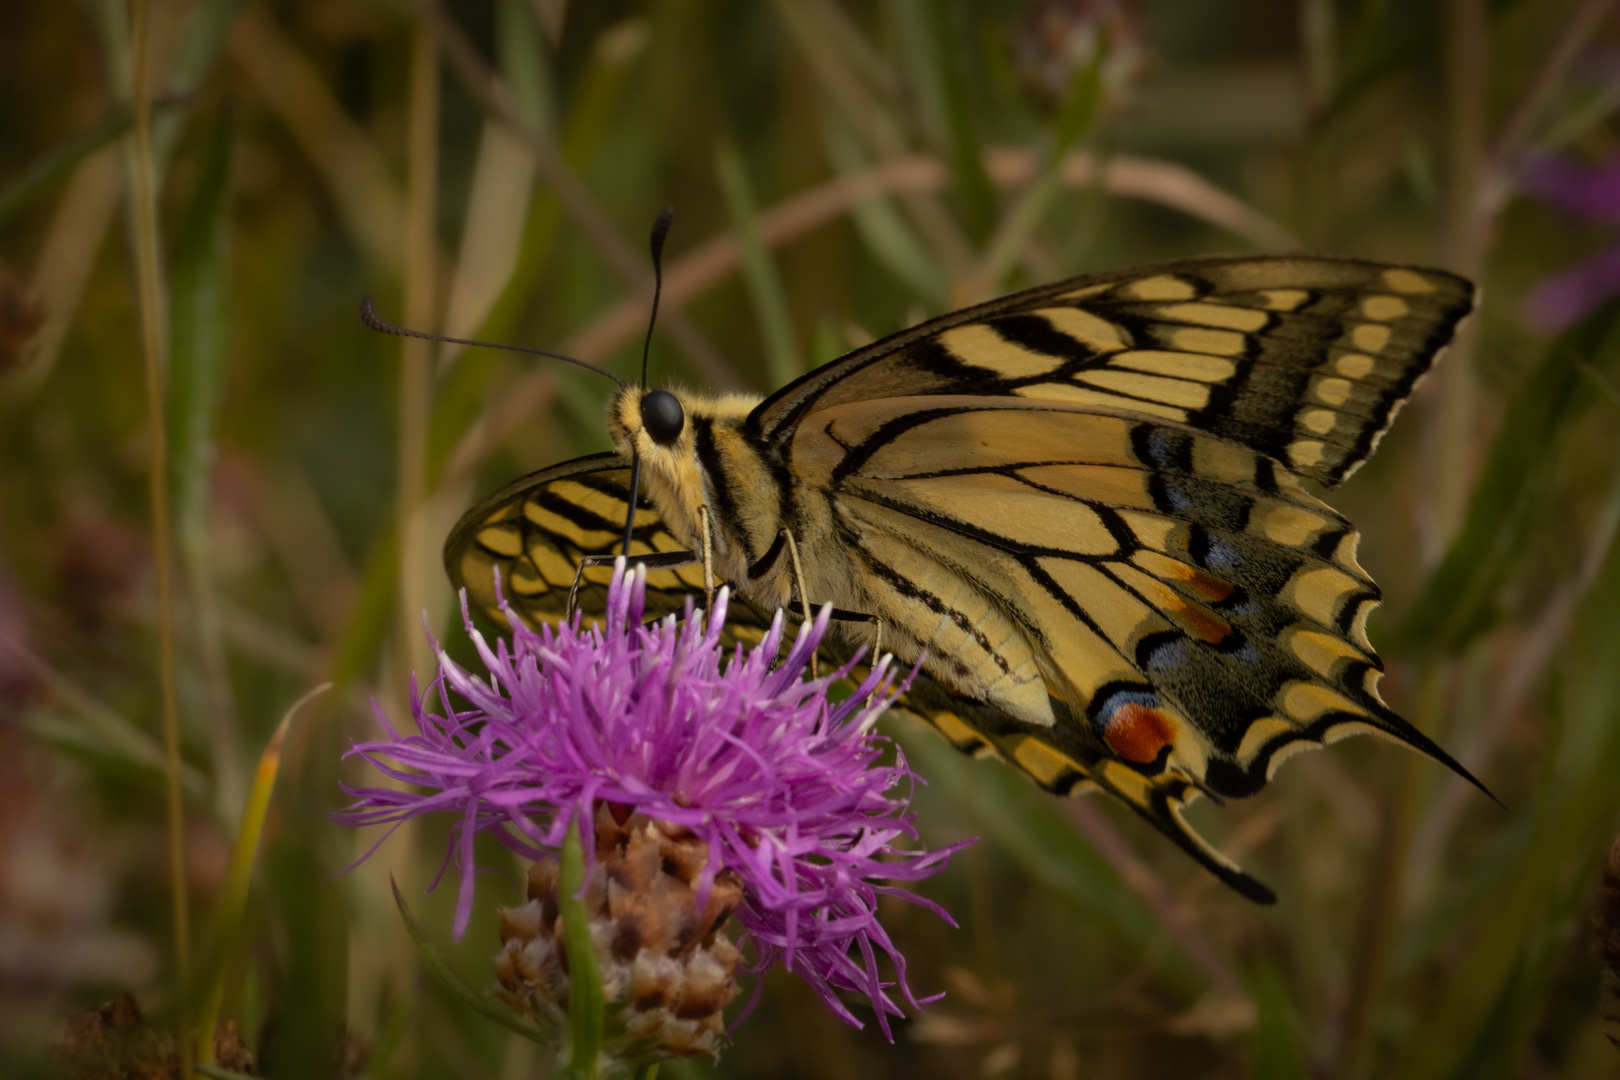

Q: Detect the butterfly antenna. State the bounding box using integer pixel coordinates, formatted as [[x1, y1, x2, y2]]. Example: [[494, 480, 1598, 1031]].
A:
[[619, 207, 674, 558], [640, 205, 674, 389], [359, 297, 626, 387]]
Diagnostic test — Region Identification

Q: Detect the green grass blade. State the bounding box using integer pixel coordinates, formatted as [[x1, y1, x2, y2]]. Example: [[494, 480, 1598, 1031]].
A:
[[1244, 962, 1308, 1079], [196, 1066, 255, 1080], [557, 818, 605, 1079], [928, 4, 997, 242], [195, 683, 328, 1066], [496, 0, 554, 136], [819, 112, 947, 305], [389, 876, 553, 1045], [974, 52, 1102, 293], [152, 0, 246, 168], [1392, 528, 1620, 1079], [1437, 950, 1528, 1080], [1400, 300, 1620, 655], [716, 140, 801, 387], [0, 105, 135, 229]]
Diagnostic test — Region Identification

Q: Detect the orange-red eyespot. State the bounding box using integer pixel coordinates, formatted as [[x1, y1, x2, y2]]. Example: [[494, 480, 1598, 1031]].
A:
[[1094, 690, 1177, 764]]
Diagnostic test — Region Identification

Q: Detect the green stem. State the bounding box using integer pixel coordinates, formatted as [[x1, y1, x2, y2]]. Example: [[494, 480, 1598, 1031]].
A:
[[558, 818, 605, 1080]]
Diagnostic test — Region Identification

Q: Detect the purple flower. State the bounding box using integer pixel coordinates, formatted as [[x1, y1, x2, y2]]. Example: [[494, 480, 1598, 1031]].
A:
[[340, 558, 967, 1036], [1521, 153, 1620, 333]]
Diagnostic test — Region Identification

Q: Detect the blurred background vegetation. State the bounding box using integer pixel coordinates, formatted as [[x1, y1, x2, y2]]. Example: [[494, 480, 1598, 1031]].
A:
[[4, 0, 1620, 1077]]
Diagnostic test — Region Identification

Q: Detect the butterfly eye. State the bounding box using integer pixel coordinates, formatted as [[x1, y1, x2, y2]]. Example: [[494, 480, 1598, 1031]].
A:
[[640, 389, 685, 446]]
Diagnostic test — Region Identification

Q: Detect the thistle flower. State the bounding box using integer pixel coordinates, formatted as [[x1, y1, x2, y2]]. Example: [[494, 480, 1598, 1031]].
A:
[[340, 558, 966, 1056], [1519, 153, 1620, 333]]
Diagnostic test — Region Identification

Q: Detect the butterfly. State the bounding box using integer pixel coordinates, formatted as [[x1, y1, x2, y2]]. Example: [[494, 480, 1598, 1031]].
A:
[[433, 253, 1480, 904]]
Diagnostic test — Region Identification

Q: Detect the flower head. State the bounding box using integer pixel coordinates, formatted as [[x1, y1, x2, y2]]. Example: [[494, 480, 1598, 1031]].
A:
[[1520, 153, 1620, 333], [340, 559, 965, 1040]]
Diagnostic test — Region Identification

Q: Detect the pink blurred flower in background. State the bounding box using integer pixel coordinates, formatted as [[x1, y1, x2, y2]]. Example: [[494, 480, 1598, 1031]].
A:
[[1520, 153, 1620, 333]]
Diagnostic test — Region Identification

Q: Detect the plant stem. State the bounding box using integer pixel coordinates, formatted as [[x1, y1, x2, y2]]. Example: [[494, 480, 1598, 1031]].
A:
[[128, 0, 190, 1075], [396, 24, 437, 691]]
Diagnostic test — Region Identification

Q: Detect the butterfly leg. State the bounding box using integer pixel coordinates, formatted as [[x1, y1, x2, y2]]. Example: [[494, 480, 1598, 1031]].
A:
[[826, 610, 884, 705], [778, 528, 818, 678], [698, 504, 716, 613], [868, 618, 884, 707], [564, 550, 699, 620]]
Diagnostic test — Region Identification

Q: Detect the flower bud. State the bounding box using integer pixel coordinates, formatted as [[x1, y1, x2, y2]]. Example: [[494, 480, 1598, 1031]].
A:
[[496, 805, 745, 1059]]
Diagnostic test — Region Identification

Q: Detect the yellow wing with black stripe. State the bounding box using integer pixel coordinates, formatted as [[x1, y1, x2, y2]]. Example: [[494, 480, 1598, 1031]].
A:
[[789, 398, 1475, 902], [443, 453, 774, 645], [754, 254, 1475, 487]]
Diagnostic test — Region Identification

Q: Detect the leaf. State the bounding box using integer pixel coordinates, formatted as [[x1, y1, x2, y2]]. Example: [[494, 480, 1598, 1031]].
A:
[[389, 876, 553, 1045], [1244, 963, 1309, 1080], [557, 819, 606, 1079], [1399, 300, 1620, 656], [1391, 518, 1620, 1079]]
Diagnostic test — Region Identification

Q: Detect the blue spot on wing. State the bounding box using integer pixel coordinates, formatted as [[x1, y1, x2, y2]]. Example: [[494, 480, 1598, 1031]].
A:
[[1205, 536, 1242, 571], [1145, 637, 1191, 673]]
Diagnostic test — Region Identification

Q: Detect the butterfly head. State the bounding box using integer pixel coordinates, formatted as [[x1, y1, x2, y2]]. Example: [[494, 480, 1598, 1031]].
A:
[[608, 385, 692, 462]]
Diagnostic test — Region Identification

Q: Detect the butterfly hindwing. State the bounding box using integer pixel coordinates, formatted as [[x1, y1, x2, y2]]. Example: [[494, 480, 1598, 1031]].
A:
[[444, 453, 771, 643], [754, 255, 1474, 486], [791, 396, 1473, 899]]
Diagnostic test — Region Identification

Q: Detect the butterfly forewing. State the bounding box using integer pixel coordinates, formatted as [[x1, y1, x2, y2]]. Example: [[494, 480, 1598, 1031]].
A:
[[754, 255, 1474, 487]]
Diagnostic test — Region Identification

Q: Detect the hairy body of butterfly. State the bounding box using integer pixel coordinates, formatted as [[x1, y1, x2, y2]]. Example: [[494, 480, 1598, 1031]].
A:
[[447, 254, 1481, 904]]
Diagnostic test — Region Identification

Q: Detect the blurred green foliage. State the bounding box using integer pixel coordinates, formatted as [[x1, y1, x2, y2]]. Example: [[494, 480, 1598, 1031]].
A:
[[3, 1, 1620, 1077]]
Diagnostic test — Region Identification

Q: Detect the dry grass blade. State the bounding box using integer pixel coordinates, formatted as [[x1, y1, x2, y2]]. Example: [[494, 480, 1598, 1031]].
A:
[[128, 1, 191, 1073], [4, 148, 122, 395]]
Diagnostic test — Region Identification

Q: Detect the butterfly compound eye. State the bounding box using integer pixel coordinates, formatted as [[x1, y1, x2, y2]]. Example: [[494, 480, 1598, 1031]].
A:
[[639, 389, 685, 446]]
